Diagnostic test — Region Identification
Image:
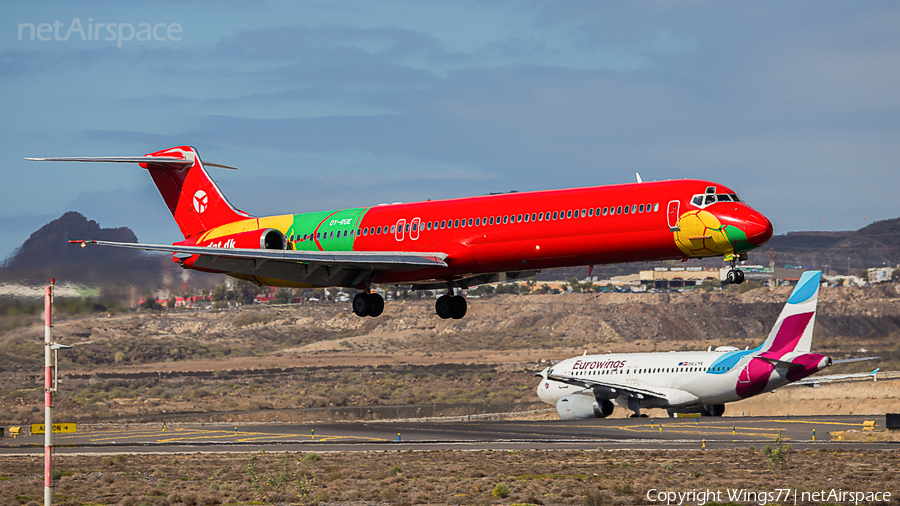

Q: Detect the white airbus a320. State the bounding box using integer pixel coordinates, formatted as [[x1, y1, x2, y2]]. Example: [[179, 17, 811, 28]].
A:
[[536, 271, 877, 418]]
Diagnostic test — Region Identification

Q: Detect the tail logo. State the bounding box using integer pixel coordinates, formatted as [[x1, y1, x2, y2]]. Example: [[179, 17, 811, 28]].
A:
[[193, 190, 208, 213]]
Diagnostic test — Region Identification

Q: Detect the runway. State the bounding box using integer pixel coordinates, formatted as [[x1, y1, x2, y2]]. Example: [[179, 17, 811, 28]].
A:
[[1, 415, 892, 454]]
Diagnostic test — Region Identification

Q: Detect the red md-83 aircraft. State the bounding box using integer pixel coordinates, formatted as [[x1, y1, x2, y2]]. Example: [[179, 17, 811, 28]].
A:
[[29, 146, 773, 319]]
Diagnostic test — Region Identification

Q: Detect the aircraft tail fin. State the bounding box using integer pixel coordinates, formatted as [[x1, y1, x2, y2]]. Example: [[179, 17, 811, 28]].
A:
[[28, 146, 251, 239], [758, 270, 821, 355]]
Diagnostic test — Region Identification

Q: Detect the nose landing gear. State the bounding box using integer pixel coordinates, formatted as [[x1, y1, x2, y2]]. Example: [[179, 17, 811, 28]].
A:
[[725, 253, 747, 284]]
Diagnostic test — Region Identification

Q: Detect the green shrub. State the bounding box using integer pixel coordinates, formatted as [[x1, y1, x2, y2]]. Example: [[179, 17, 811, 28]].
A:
[[493, 482, 511, 498]]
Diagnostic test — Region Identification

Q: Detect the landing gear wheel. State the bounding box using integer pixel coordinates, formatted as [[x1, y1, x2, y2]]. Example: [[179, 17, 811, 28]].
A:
[[451, 295, 467, 319], [352, 293, 370, 317], [436, 295, 454, 319], [726, 269, 745, 284], [367, 293, 384, 317]]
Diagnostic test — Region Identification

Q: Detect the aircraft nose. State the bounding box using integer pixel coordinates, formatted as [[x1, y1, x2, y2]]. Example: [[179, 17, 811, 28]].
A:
[[744, 211, 773, 246]]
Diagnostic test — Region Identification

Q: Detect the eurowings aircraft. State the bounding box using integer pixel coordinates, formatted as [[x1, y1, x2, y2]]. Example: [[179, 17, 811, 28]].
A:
[[536, 271, 878, 418], [29, 145, 773, 319]]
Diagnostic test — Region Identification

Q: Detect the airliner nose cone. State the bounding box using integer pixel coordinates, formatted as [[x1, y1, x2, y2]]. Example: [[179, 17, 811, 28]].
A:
[[744, 212, 773, 246]]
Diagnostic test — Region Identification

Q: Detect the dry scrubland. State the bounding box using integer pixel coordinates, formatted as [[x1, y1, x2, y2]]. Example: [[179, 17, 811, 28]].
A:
[[1, 448, 898, 506], [1, 285, 900, 505], [2, 284, 900, 424]]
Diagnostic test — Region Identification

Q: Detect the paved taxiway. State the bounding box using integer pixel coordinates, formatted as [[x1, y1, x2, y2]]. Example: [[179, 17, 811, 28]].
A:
[[1, 415, 892, 454]]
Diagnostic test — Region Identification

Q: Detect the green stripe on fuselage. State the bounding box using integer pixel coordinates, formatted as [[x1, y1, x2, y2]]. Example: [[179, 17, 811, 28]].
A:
[[285, 207, 369, 251]]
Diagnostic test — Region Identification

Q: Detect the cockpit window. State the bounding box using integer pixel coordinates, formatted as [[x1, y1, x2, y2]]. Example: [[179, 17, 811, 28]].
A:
[[690, 191, 743, 209]]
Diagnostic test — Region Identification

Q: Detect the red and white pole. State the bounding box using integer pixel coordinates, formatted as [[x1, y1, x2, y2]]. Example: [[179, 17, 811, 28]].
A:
[[44, 278, 53, 506]]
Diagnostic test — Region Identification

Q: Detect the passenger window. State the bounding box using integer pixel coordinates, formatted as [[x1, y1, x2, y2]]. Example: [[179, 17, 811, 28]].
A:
[[523, 214, 529, 223], [362, 229, 368, 236], [531, 213, 536, 221], [639, 204, 644, 213], [553, 211, 558, 220], [616, 206, 622, 215], [330, 231, 335, 238], [503, 216, 508, 224], [517, 214, 522, 223], [412, 223, 417, 232], [538, 212, 543, 221], [375, 227, 380, 235], [390, 226, 395, 234], [453, 219, 459, 228], [468, 218, 473, 226], [588, 208, 594, 217], [573, 209, 579, 218], [581, 208, 586, 217], [438, 220, 444, 229], [566, 210, 572, 218], [489, 217, 494, 225], [623, 205, 629, 215], [602, 207, 608, 216], [653, 203, 659, 212], [344, 230, 348, 237], [631, 205, 637, 214]]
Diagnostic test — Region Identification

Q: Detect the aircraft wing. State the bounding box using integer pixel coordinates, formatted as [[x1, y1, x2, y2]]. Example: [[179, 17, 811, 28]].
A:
[[72, 239, 447, 287], [546, 373, 669, 401]]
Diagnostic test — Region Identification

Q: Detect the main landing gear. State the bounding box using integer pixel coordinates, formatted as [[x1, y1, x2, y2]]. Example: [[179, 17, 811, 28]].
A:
[[435, 287, 467, 320], [352, 291, 384, 317]]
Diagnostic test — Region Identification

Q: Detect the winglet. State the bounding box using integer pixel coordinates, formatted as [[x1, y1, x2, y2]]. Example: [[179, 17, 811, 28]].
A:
[[635, 172, 643, 183]]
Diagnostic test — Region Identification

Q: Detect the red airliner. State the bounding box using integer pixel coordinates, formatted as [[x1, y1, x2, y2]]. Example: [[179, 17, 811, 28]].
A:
[[29, 146, 773, 319]]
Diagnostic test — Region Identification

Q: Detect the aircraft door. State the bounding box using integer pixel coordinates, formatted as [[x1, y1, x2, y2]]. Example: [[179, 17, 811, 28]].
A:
[[667, 200, 680, 232], [395, 219, 406, 241], [410, 217, 421, 240]]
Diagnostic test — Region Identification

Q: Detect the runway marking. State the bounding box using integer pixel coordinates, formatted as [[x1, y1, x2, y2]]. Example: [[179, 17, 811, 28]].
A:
[[25, 426, 388, 445]]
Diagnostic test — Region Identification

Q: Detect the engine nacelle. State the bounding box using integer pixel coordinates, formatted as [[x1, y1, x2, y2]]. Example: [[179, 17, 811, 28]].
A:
[[188, 228, 286, 251], [556, 391, 615, 420]]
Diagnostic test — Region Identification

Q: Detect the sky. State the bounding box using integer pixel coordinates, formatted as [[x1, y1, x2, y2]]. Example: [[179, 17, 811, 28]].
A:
[[1, 1, 898, 261]]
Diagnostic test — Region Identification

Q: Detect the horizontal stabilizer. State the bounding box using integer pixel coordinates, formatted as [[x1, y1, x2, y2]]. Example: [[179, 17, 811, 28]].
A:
[[832, 357, 880, 364], [26, 156, 192, 165], [26, 155, 236, 169]]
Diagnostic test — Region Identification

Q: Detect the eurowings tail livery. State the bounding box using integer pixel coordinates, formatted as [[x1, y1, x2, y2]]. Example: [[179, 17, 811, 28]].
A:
[[28, 145, 773, 319], [536, 271, 878, 418]]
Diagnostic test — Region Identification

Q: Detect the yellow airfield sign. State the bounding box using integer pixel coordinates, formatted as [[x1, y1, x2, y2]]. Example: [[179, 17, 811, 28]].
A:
[[30, 423, 77, 434]]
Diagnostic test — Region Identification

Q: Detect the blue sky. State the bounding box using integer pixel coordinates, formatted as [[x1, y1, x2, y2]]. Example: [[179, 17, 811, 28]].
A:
[[1, 1, 898, 261]]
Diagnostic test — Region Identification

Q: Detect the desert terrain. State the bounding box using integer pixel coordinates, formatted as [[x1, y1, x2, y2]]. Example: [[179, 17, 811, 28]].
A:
[[0, 284, 898, 424]]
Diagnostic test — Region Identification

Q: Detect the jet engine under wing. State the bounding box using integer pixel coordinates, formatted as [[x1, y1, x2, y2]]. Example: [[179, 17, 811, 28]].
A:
[[71, 240, 448, 288]]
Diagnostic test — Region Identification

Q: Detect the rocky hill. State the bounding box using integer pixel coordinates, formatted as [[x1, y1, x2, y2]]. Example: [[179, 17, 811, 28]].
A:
[[0, 211, 174, 287]]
